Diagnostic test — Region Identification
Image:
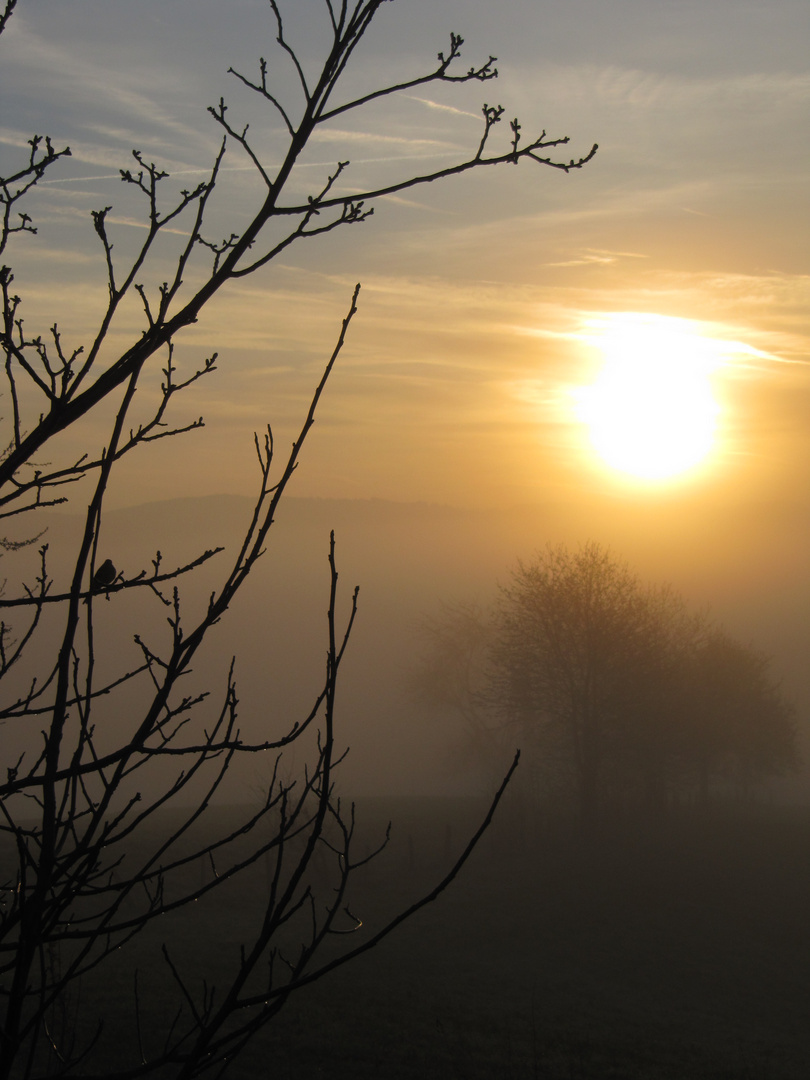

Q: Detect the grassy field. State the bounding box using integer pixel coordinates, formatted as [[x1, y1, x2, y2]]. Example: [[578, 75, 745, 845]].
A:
[[30, 797, 810, 1078]]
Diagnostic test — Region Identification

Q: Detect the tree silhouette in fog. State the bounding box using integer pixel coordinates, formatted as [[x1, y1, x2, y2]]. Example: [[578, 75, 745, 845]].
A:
[[411, 600, 504, 784], [0, 0, 603, 1072], [676, 627, 798, 805], [491, 543, 653, 827], [416, 542, 798, 827]]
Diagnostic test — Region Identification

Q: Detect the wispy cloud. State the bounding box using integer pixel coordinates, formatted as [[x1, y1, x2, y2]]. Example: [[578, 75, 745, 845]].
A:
[[546, 248, 649, 268], [311, 127, 455, 149], [403, 95, 481, 122], [3, 14, 212, 153], [377, 193, 452, 213], [524, 62, 810, 114]]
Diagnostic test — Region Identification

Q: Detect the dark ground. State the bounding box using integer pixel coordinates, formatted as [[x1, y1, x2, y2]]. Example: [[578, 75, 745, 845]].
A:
[[37, 797, 810, 1078], [242, 800, 810, 1080]]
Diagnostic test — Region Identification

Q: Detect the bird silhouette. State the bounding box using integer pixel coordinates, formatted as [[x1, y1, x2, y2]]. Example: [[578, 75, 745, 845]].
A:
[[91, 559, 117, 592]]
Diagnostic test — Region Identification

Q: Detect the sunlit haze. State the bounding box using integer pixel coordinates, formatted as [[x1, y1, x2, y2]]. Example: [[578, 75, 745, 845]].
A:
[[4, 6, 810, 1074], [2, 0, 809, 790], [1, 0, 806, 512]]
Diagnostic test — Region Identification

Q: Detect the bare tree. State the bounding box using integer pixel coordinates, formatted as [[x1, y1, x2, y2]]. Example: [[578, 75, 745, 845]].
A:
[[489, 543, 648, 827], [0, 0, 602, 1073], [423, 543, 799, 827], [676, 628, 798, 805], [409, 601, 507, 784]]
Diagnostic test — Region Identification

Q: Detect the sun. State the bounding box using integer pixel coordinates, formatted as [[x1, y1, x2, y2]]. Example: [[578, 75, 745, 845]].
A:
[[576, 313, 721, 481]]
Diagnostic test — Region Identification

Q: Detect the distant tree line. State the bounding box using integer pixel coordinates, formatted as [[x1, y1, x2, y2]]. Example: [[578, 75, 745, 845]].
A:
[[414, 543, 799, 828]]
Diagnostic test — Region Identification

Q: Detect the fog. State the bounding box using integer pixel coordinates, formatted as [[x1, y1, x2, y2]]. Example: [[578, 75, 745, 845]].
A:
[[10, 489, 808, 804], [5, 490, 810, 1079]]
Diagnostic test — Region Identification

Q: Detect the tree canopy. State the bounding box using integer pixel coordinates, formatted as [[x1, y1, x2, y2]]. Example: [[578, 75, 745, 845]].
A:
[[416, 543, 799, 826]]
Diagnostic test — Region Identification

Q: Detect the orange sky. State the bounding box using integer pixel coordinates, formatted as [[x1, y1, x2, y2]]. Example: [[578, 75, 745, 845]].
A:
[[3, 0, 810, 795], [2, 0, 808, 518]]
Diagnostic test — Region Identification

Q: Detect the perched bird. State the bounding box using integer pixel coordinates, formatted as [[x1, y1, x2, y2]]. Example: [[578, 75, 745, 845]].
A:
[[91, 559, 117, 592]]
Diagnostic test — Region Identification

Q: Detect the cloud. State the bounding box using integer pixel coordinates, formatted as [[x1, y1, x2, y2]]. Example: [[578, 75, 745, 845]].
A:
[[403, 95, 481, 122], [2, 13, 213, 156], [311, 127, 457, 150], [522, 62, 810, 116], [546, 248, 649, 268], [376, 193, 452, 213]]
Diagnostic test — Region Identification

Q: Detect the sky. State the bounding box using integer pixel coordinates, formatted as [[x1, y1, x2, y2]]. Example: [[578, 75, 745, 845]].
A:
[[2, 0, 810, 793], [2, 0, 808, 514]]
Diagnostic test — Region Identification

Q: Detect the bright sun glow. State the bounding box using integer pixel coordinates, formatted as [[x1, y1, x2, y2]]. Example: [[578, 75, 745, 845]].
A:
[[576, 313, 722, 481]]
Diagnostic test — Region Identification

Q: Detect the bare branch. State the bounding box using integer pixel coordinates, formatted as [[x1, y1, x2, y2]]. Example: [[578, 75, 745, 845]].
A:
[[0, 1, 588, 1071], [319, 30, 498, 123]]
